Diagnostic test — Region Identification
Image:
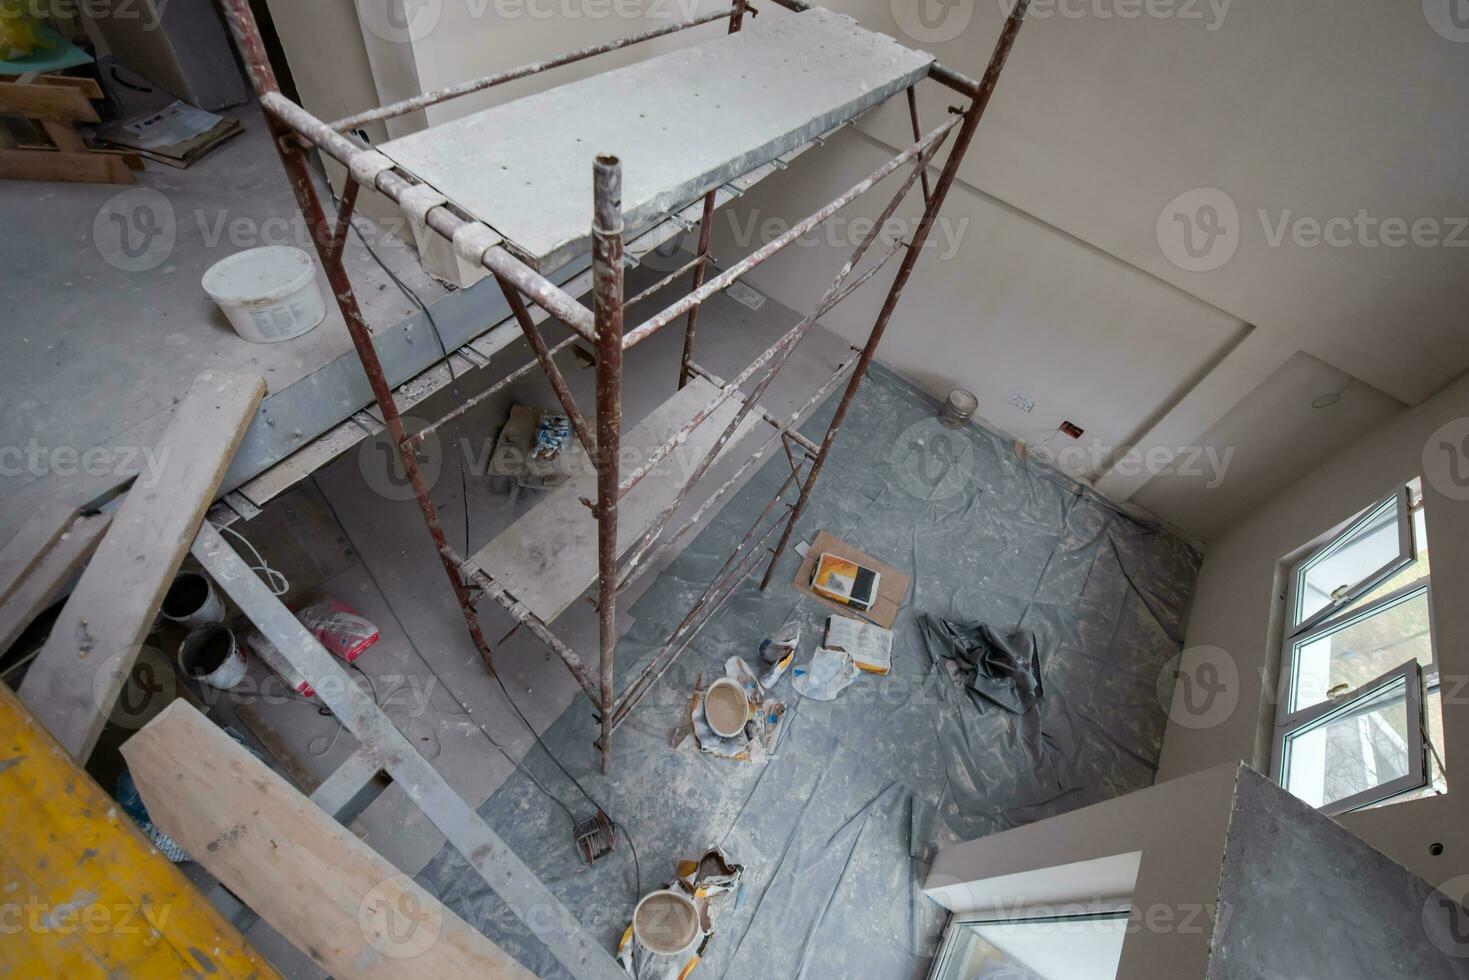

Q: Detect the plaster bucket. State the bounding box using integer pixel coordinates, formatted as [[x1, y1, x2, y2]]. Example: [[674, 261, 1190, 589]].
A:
[[178, 624, 248, 691], [940, 387, 978, 428], [202, 246, 326, 344], [703, 677, 749, 738], [161, 571, 225, 629], [632, 889, 701, 957]]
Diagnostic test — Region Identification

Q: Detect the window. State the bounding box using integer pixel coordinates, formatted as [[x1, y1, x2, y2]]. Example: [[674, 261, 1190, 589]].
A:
[[1272, 479, 1446, 815], [929, 911, 1129, 980]]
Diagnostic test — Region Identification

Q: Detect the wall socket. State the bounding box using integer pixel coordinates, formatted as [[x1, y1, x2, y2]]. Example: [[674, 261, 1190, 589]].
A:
[[1011, 394, 1035, 414]]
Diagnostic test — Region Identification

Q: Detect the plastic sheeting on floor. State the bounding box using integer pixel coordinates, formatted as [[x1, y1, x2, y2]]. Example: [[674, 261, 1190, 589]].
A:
[[417, 365, 1201, 978]]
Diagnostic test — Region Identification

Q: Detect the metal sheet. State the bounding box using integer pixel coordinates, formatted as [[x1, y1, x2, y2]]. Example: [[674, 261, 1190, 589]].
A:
[[378, 8, 932, 271]]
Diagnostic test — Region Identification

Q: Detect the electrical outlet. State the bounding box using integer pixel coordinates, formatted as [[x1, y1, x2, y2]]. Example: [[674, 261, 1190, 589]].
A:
[[1060, 420, 1084, 439], [1011, 394, 1035, 414]]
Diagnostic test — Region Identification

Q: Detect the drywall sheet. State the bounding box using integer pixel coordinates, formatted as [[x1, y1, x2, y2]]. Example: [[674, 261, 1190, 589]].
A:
[[418, 366, 1201, 977]]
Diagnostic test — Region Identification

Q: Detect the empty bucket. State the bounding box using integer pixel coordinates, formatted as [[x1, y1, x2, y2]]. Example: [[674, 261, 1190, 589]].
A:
[[161, 571, 225, 629], [202, 245, 326, 344], [632, 889, 701, 957], [178, 624, 248, 691]]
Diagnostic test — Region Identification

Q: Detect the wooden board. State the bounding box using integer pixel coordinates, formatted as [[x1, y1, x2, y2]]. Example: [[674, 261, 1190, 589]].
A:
[[0, 80, 98, 122], [121, 701, 537, 980], [792, 530, 911, 630], [0, 147, 134, 184], [0, 511, 110, 654], [0, 683, 278, 979], [20, 371, 265, 760], [469, 377, 761, 624], [0, 498, 80, 606]]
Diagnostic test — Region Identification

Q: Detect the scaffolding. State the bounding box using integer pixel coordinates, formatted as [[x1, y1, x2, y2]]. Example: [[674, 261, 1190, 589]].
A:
[[221, 0, 1030, 774]]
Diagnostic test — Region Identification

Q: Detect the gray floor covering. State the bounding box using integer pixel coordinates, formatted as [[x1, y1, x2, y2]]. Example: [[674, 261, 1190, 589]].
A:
[[417, 365, 1202, 978]]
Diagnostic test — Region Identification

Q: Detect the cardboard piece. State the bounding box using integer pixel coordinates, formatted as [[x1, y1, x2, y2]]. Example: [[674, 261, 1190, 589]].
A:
[[792, 530, 910, 629]]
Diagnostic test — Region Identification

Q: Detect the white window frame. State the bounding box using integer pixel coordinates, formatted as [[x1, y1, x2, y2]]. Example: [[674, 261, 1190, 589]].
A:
[[1271, 486, 1434, 815]]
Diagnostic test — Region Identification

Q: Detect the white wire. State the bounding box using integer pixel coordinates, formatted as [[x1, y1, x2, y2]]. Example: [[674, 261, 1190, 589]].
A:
[[212, 523, 290, 596]]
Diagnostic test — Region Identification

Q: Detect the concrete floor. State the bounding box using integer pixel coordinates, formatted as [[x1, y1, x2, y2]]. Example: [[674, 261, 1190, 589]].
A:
[[0, 100, 442, 537], [185, 261, 853, 975]]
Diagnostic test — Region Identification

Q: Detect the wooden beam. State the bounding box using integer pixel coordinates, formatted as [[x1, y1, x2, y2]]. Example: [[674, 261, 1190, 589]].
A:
[[0, 148, 134, 184], [122, 701, 538, 980], [0, 683, 279, 978], [39, 75, 105, 99], [190, 521, 626, 980], [20, 371, 265, 760], [0, 511, 111, 654], [0, 499, 80, 606], [0, 81, 99, 122]]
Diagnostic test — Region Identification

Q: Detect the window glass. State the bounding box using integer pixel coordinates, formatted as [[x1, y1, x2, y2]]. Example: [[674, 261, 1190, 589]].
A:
[[1293, 495, 1406, 628], [1289, 587, 1433, 713], [1281, 675, 1414, 810]]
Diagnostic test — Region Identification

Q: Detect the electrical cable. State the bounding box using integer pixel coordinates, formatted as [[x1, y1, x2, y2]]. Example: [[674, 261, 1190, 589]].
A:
[[213, 522, 290, 596], [323, 174, 643, 897]]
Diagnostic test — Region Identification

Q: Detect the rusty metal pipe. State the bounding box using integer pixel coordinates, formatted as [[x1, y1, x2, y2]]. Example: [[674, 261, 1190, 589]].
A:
[[615, 128, 945, 577], [330, 9, 737, 132], [326, 178, 360, 268], [677, 190, 718, 389], [616, 352, 856, 595], [592, 154, 624, 774], [685, 362, 821, 456], [906, 87, 932, 205], [220, 0, 500, 679], [414, 334, 579, 444], [609, 487, 793, 730], [622, 114, 960, 349], [494, 275, 598, 459], [255, 91, 598, 341], [760, 0, 1032, 590], [448, 548, 602, 701]]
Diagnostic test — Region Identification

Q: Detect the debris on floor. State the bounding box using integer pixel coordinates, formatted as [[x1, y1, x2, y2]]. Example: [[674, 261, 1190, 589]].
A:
[[919, 614, 1044, 715], [691, 657, 786, 763], [792, 529, 910, 629], [822, 612, 894, 675], [757, 619, 801, 688], [791, 646, 862, 701], [617, 848, 744, 979]]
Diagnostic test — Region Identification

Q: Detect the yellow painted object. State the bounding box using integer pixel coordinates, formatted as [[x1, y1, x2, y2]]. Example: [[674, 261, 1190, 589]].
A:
[[0, 683, 279, 978]]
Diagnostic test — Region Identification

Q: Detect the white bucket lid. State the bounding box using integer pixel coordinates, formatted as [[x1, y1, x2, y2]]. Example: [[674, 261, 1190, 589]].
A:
[[202, 246, 317, 305]]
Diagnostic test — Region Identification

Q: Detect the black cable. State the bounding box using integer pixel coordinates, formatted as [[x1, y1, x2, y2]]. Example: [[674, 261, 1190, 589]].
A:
[[324, 182, 643, 898]]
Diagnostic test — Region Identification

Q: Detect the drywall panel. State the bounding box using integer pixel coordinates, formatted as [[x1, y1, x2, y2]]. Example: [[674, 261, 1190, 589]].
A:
[[926, 764, 1240, 980], [1155, 367, 1469, 884], [1209, 767, 1469, 978], [1132, 351, 1405, 541], [708, 127, 1246, 486], [834, 0, 1469, 406]]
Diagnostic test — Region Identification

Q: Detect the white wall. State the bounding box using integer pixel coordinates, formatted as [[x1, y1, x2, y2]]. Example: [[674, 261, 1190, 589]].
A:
[[1156, 368, 1469, 884], [926, 764, 1240, 980]]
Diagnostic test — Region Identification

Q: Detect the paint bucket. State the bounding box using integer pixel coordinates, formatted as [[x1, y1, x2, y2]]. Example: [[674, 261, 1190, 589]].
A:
[[632, 889, 701, 957], [202, 246, 326, 344], [940, 387, 978, 428], [703, 677, 749, 738], [161, 571, 225, 629], [178, 624, 248, 690]]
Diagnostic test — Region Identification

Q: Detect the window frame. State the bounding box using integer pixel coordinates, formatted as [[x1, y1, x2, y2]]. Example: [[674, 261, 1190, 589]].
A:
[[1283, 486, 1415, 639], [1272, 484, 1436, 815], [1272, 658, 1426, 817]]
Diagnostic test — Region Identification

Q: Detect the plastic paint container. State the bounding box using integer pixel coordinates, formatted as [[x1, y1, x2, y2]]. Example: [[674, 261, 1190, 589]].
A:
[[632, 889, 701, 956], [202, 246, 326, 344], [161, 571, 225, 629], [940, 387, 978, 428], [178, 624, 248, 691], [703, 677, 749, 738]]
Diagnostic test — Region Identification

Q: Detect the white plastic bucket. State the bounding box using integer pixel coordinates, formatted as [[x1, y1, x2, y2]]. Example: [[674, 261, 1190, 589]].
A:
[[703, 678, 750, 738], [161, 571, 225, 629], [202, 246, 326, 343], [178, 624, 248, 691], [632, 889, 701, 957]]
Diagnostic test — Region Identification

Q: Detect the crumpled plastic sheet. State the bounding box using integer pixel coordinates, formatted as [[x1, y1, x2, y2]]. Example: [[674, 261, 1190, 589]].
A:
[[919, 616, 1045, 715], [416, 365, 1200, 978]]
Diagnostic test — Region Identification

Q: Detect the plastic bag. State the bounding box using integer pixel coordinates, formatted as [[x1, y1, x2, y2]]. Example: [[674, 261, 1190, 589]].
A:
[[758, 620, 802, 689], [297, 596, 380, 662]]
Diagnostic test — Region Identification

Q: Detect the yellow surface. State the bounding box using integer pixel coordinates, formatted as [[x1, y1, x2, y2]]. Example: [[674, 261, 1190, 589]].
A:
[[0, 683, 279, 978]]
